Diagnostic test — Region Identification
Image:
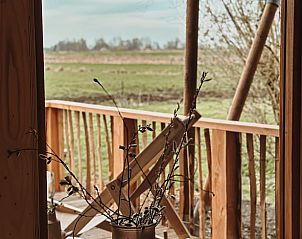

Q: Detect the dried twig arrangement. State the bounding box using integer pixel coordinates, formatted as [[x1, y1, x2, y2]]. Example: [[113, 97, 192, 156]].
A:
[[8, 72, 211, 234]]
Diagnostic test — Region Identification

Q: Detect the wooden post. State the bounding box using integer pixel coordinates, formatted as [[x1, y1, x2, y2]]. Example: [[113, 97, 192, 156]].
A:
[[0, 0, 47, 237], [181, 0, 199, 224], [35, 0, 48, 235], [46, 108, 64, 192], [227, 0, 280, 120], [211, 130, 241, 239], [112, 117, 137, 178], [280, 0, 302, 237]]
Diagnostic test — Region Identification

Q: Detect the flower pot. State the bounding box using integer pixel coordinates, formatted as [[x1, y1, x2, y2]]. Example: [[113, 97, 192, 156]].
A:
[[48, 211, 62, 239], [111, 223, 156, 239]]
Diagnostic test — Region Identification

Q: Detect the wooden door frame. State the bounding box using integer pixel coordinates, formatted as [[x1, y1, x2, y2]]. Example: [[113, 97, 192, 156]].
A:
[[279, 0, 302, 237]]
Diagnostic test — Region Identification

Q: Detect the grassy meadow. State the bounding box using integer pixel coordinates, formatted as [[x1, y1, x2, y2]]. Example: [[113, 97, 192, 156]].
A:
[[45, 49, 277, 203], [45, 49, 239, 119]]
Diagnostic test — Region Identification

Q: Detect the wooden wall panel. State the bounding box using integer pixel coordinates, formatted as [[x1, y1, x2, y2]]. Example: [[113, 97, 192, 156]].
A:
[[0, 0, 46, 238]]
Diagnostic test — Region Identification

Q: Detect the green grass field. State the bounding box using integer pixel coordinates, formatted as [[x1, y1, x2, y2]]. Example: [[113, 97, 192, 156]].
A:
[[45, 50, 277, 203], [45, 50, 242, 119]]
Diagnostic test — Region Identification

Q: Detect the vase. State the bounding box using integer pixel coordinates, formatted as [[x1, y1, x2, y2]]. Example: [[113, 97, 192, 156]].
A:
[[48, 211, 62, 239], [111, 223, 156, 239]]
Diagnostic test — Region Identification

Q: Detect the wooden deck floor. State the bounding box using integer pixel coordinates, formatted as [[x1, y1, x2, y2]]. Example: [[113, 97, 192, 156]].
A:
[[54, 193, 195, 239]]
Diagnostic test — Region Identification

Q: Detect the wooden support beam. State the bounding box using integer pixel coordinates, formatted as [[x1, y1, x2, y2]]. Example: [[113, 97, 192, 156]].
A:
[[280, 0, 302, 237], [0, 0, 47, 237], [227, 0, 280, 120], [181, 0, 199, 223], [211, 130, 241, 239]]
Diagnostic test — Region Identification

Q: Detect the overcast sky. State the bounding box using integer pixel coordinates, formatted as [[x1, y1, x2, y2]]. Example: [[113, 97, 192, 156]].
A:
[[42, 0, 187, 48]]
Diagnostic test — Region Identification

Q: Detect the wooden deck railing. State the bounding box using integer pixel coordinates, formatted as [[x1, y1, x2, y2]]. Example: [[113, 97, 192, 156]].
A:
[[45, 100, 280, 239]]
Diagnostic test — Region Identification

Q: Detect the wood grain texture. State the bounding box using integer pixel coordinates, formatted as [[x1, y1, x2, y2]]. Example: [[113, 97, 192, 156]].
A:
[[0, 0, 46, 237], [280, 0, 302, 237], [211, 130, 241, 239], [112, 116, 125, 177]]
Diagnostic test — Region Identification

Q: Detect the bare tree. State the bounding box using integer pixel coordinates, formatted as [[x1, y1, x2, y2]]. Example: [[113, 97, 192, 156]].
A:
[[201, 0, 280, 124]]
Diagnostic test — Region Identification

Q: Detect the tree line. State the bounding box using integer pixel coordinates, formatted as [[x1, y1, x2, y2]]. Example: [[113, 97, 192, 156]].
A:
[[49, 37, 184, 51]]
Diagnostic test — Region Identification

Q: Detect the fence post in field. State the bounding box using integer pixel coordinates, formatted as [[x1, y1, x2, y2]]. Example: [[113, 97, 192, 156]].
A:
[[46, 107, 64, 192], [211, 130, 242, 239]]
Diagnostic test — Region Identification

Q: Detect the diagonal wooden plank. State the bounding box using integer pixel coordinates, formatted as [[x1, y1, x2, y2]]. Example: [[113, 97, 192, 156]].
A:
[[160, 195, 191, 239], [106, 179, 137, 216], [64, 187, 113, 235], [130, 132, 183, 200]]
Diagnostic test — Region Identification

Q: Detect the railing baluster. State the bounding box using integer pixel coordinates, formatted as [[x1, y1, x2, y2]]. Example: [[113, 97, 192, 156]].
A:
[[135, 121, 141, 208], [196, 127, 205, 239], [74, 111, 82, 183], [82, 112, 91, 193], [142, 120, 148, 147], [152, 121, 156, 139], [103, 115, 113, 180], [96, 114, 104, 189], [275, 137, 280, 239], [246, 133, 257, 239], [46, 108, 64, 192], [68, 110, 75, 173], [112, 116, 124, 177], [63, 110, 71, 168], [88, 113, 96, 186], [260, 135, 267, 239], [204, 128, 212, 208]]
